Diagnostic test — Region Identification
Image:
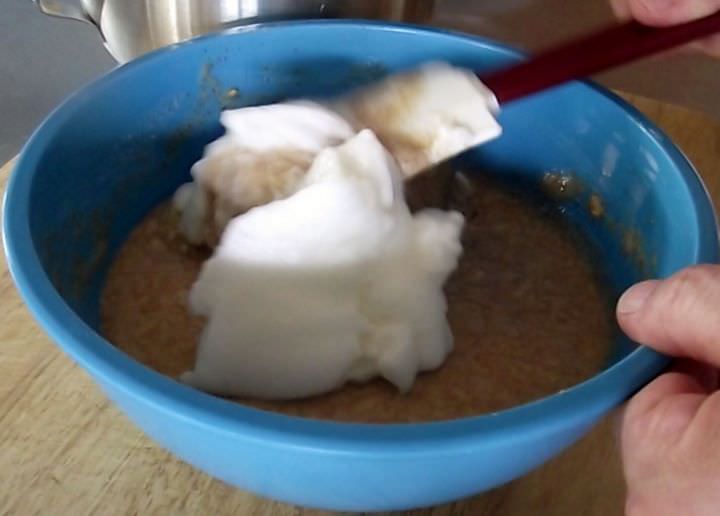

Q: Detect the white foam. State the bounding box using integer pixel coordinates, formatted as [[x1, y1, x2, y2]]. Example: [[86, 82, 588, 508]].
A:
[[173, 63, 501, 246], [181, 130, 464, 399]]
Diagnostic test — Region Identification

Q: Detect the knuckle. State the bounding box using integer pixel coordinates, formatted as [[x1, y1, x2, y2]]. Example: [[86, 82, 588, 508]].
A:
[[669, 265, 707, 295], [622, 397, 659, 445], [626, 398, 684, 445], [695, 391, 720, 430], [656, 266, 709, 318], [659, 265, 720, 350], [621, 411, 651, 449]]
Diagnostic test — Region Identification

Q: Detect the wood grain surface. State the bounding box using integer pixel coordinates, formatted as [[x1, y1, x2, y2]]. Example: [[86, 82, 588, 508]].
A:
[[1, 94, 718, 516]]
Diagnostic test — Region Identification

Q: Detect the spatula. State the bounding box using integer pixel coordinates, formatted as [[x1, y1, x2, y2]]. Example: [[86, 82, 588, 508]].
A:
[[481, 11, 720, 105], [406, 11, 720, 209]]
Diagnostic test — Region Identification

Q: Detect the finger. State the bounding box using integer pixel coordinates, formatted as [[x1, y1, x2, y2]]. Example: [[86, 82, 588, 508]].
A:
[[691, 33, 720, 57], [612, 0, 720, 60], [617, 265, 720, 367], [685, 390, 720, 446], [620, 371, 707, 450], [617, 360, 717, 442], [628, 0, 720, 26], [624, 371, 708, 422]]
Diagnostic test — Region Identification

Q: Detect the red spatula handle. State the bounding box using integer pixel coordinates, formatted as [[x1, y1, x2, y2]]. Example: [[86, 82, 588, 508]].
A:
[[482, 11, 720, 105]]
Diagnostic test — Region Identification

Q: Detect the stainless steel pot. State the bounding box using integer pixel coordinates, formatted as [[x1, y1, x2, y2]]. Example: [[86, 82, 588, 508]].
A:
[[34, 0, 435, 63]]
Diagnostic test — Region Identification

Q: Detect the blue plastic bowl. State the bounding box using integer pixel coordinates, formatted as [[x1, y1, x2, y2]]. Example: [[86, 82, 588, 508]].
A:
[[4, 21, 719, 511]]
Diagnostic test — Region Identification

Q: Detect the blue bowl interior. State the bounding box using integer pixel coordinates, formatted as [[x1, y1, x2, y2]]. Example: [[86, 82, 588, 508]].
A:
[[26, 23, 715, 373]]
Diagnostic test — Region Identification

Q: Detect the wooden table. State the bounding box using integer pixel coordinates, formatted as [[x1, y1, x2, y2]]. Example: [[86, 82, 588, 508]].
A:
[[1, 95, 719, 516]]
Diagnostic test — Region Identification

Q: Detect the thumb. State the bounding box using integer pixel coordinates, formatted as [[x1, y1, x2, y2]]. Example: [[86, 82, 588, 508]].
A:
[[617, 265, 720, 366], [625, 0, 720, 26]]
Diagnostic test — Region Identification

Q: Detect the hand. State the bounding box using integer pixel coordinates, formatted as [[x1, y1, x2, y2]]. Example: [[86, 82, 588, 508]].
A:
[[610, 0, 720, 56], [616, 265, 720, 516]]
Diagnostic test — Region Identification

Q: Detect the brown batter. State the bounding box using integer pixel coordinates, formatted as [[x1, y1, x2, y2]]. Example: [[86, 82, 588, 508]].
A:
[[101, 170, 615, 423]]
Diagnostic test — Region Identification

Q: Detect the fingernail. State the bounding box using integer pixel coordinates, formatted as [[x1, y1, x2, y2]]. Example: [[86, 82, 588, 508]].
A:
[[617, 280, 659, 315]]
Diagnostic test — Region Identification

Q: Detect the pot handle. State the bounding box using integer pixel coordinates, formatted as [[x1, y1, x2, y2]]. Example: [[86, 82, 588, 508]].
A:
[[33, 0, 95, 25]]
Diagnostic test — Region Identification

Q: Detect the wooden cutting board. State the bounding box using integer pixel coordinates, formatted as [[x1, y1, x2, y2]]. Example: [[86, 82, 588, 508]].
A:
[[1, 94, 718, 516]]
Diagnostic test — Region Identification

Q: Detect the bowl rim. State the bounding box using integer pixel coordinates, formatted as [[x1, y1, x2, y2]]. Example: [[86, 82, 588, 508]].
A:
[[4, 19, 718, 455]]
